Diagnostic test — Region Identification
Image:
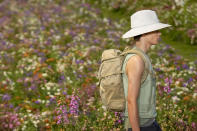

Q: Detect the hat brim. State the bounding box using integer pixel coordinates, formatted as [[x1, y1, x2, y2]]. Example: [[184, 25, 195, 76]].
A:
[[122, 23, 172, 39]]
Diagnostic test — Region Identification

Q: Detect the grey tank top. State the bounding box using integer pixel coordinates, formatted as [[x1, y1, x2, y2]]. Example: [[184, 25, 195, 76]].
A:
[[122, 46, 156, 128]]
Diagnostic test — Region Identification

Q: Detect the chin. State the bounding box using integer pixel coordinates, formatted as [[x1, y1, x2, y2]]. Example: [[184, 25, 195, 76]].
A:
[[152, 42, 158, 45]]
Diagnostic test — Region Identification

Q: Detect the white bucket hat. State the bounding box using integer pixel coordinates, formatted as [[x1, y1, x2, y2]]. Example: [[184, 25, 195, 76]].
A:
[[122, 10, 171, 39]]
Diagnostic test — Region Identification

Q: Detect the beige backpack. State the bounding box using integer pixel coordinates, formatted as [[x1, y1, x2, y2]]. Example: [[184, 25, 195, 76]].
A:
[[97, 47, 150, 111]]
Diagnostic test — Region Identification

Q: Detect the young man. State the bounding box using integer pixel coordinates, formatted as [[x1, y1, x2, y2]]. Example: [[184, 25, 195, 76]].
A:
[[121, 10, 171, 131]]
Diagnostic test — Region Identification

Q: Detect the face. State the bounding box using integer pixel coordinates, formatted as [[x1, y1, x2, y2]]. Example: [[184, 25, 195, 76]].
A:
[[142, 30, 161, 45]]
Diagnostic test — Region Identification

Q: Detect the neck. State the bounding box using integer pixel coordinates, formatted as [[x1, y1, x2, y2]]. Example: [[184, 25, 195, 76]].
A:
[[134, 41, 151, 53]]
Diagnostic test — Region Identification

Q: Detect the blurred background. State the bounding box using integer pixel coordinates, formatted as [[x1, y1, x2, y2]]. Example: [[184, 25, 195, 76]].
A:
[[0, 0, 196, 130]]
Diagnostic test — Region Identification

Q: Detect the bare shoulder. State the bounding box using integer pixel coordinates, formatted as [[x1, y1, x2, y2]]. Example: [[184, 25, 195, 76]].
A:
[[125, 55, 145, 76]]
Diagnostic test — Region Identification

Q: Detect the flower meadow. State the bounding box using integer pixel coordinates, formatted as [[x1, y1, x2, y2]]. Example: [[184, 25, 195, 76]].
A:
[[89, 0, 197, 45], [0, 0, 196, 131]]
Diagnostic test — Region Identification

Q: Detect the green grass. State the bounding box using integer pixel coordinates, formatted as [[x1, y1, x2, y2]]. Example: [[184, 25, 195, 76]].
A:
[[162, 36, 197, 61], [87, 1, 197, 62]]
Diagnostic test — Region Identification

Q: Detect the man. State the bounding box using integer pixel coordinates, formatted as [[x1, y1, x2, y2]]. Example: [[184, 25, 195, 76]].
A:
[[121, 10, 171, 131]]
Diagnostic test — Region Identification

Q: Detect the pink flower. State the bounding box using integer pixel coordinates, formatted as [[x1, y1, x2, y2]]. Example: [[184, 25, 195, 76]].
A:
[[191, 122, 196, 129], [164, 86, 171, 94], [9, 124, 13, 129], [187, 29, 195, 38]]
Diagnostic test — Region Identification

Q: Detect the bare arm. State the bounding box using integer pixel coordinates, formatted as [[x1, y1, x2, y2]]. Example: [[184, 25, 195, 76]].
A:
[[126, 55, 145, 131]]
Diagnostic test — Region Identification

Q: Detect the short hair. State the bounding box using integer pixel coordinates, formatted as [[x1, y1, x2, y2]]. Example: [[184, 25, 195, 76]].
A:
[[133, 35, 142, 41]]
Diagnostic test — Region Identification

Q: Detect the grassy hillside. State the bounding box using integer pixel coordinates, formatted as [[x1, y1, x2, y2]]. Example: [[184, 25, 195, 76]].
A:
[[86, 0, 197, 62]]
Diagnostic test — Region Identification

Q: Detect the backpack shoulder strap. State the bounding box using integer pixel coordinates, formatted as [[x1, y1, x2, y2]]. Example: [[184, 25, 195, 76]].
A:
[[121, 49, 150, 84]]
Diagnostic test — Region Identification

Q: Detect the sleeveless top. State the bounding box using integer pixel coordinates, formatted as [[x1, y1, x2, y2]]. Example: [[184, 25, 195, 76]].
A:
[[122, 46, 157, 128]]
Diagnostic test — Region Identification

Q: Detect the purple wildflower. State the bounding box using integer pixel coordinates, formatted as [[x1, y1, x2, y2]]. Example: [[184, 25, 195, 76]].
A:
[[75, 59, 84, 64], [187, 77, 193, 84], [56, 105, 69, 125], [60, 75, 65, 80], [115, 112, 118, 117], [187, 29, 195, 38], [155, 68, 161, 72], [78, 74, 82, 78], [9, 104, 14, 108], [35, 101, 40, 104], [2, 94, 11, 101], [114, 112, 124, 126], [164, 86, 171, 94], [182, 64, 189, 69], [174, 62, 178, 65], [63, 91, 67, 95], [30, 84, 37, 90], [191, 122, 196, 129], [164, 77, 172, 94], [69, 94, 80, 116], [176, 66, 181, 70], [57, 115, 62, 124], [175, 55, 181, 60], [40, 57, 46, 63], [183, 83, 187, 87], [0, 112, 21, 130], [49, 97, 56, 104], [159, 74, 164, 79], [58, 74, 65, 84], [165, 77, 172, 85], [91, 84, 96, 89], [118, 119, 122, 123]]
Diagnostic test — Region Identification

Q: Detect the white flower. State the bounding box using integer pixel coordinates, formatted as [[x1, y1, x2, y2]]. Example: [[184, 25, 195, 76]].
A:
[[193, 93, 197, 99], [182, 87, 189, 92], [79, 65, 84, 71], [2, 80, 6, 84], [47, 86, 50, 91], [46, 100, 50, 104], [37, 99, 41, 103], [49, 94, 54, 98], [28, 112, 32, 116], [45, 82, 58, 90], [42, 111, 47, 116], [41, 100, 45, 104], [42, 73, 48, 77], [24, 77, 31, 82], [41, 111, 51, 116], [55, 35, 60, 41], [57, 62, 66, 72], [188, 70, 192, 74], [163, 58, 169, 65], [151, 45, 156, 49], [52, 45, 60, 50], [172, 96, 180, 103], [21, 125, 27, 131], [102, 105, 107, 111], [54, 92, 60, 95], [175, 81, 180, 86], [177, 91, 183, 95], [175, 0, 184, 6], [41, 86, 45, 90], [172, 72, 176, 77], [88, 97, 95, 102]]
